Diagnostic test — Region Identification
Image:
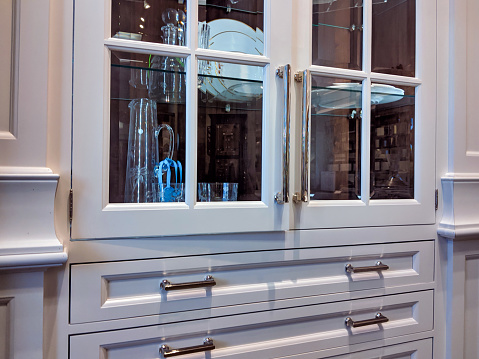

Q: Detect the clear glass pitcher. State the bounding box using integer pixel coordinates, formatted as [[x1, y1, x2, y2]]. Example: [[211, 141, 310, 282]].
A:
[[124, 98, 173, 203]]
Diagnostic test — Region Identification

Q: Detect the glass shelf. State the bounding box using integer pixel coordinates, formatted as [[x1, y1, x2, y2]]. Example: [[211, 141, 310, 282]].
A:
[[200, 3, 263, 15]]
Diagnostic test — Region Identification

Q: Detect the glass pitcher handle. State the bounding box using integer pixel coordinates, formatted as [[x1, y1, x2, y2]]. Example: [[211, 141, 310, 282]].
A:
[[156, 124, 175, 159]]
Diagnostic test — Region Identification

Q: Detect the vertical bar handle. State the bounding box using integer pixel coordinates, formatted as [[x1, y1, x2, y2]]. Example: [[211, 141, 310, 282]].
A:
[[294, 70, 310, 202], [275, 64, 291, 204]]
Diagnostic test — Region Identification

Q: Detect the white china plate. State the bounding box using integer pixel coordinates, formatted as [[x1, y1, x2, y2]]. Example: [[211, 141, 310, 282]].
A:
[[311, 83, 404, 109], [199, 19, 264, 101]]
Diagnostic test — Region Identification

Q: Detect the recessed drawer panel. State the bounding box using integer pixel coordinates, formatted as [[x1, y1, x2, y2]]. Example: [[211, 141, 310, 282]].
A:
[[70, 241, 433, 324], [280, 338, 433, 359], [69, 291, 433, 359]]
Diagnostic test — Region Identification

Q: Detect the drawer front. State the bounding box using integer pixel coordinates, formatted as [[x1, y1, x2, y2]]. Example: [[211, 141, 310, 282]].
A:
[[70, 241, 433, 324], [69, 291, 433, 359], [274, 338, 433, 359]]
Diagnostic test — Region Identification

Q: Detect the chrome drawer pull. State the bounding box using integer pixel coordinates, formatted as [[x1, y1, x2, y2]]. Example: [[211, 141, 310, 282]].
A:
[[345, 312, 389, 328], [160, 338, 215, 357], [160, 275, 216, 291], [345, 261, 389, 273]]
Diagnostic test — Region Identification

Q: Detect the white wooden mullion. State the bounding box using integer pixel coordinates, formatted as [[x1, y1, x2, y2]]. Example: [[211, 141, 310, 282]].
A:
[[361, 78, 371, 204], [369, 72, 422, 87], [186, 0, 198, 208], [309, 66, 367, 81], [102, 48, 112, 209], [195, 49, 270, 66], [104, 39, 193, 57]]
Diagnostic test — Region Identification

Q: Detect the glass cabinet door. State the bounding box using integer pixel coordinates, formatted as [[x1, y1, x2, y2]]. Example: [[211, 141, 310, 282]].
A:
[[71, 0, 291, 239], [293, 0, 436, 229]]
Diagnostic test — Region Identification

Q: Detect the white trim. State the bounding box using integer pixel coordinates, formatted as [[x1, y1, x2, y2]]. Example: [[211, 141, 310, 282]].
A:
[[0, 252, 67, 271], [0, 167, 66, 269], [439, 175, 479, 240]]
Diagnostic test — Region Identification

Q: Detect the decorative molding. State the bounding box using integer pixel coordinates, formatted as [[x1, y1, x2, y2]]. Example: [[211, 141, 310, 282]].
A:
[[438, 173, 479, 240], [0, 166, 66, 270]]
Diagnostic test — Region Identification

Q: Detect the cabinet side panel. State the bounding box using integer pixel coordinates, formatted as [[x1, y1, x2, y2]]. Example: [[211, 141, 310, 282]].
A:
[[464, 255, 479, 358], [0, 299, 11, 359]]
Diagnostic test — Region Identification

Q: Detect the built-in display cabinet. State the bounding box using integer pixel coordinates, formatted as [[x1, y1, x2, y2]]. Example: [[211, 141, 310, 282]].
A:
[[59, 1, 441, 358], [71, 0, 436, 239]]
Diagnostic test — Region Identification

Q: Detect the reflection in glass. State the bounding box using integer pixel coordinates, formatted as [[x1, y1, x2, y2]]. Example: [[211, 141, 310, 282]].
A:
[[312, 0, 363, 69], [310, 76, 362, 200], [197, 61, 263, 201], [109, 51, 186, 203], [111, 0, 187, 45], [370, 84, 415, 199], [372, 0, 415, 77], [198, 0, 264, 56]]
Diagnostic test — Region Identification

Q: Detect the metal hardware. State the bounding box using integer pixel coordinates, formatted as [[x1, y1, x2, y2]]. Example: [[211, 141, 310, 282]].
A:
[[160, 338, 215, 357], [68, 189, 73, 225], [160, 275, 216, 291], [275, 64, 291, 204], [297, 70, 311, 202], [345, 261, 389, 273], [292, 192, 301, 203], [435, 189, 438, 210], [345, 312, 389, 328]]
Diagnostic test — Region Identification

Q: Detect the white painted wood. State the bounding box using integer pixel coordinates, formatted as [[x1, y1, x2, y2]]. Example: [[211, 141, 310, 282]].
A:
[[70, 241, 433, 324], [0, 167, 66, 269], [293, 0, 437, 229], [0, 0, 15, 135], [0, 298, 10, 359], [464, 254, 479, 358], [69, 290, 433, 359], [0, 271, 44, 359], [68, 225, 438, 263], [438, 174, 479, 240], [447, 0, 479, 174], [0, 0, 50, 167], [290, 338, 432, 359], [71, 0, 291, 239], [443, 240, 479, 359]]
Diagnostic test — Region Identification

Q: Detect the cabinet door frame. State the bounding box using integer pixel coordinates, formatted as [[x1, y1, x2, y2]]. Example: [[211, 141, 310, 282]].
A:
[[71, 0, 292, 239], [292, 0, 437, 229]]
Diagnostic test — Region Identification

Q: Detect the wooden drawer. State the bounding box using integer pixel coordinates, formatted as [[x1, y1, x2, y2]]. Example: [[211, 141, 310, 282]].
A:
[[70, 241, 433, 324], [278, 338, 433, 359], [69, 290, 433, 359]]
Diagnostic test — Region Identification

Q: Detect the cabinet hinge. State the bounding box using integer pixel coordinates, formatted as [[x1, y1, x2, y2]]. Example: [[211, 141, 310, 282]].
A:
[[435, 189, 438, 210], [69, 189, 73, 225]]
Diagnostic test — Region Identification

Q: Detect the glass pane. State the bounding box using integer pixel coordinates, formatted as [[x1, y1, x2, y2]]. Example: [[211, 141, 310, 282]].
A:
[[372, 0, 415, 77], [111, 0, 187, 45], [312, 0, 363, 70], [370, 84, 415, 199], [310, 75, 362, 200], [198, 0, 264, 56], [109, 50, 186, 204], [197, 61, 263, 202]]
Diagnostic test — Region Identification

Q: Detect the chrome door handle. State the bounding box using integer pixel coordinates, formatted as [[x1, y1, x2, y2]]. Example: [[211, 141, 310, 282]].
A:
[[275, 64, 291, 204], [160, 275, 216, 291], [160, 338, 215, 357], [294, 70, 310, 203], [345, 312, 389, 328], [345, 261, 390, 273]]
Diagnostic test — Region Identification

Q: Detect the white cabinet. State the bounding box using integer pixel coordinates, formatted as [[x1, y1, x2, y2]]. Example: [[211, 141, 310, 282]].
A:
[[70, 290, 433, 359], [293, 0, 437, 230], [64, 1, 438, 358], [70, 241, 433, 324], [71, 0, 437, 239], [71, 0, 291, 239]]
